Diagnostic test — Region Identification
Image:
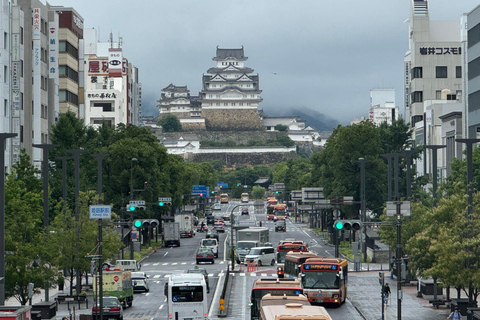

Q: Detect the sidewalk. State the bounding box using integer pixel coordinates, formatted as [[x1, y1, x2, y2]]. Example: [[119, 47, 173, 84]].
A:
[[349, 271, 449, 320]]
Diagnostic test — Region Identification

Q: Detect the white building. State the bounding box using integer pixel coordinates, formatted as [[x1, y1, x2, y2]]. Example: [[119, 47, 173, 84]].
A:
[[369, 89, 399, 126], [82, 28, 141, 128]]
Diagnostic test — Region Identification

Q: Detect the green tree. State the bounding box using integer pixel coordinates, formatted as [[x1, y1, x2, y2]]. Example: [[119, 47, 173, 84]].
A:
[[159, 115, 182, 132], [310, 121, 387, 217], [4, 151, 55, 304], [275, 124, 288, 132], [252, 186, 266, 199]]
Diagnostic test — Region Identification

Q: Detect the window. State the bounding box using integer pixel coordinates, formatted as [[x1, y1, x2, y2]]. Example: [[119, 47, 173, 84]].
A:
[[457, 90, 462, 102], [469, 89, 480, 112], [58, 90, 79, 106], [4, 32, 7, 49], [58, 65, 79, 83], [20, 125, 23, 142], [468, 22, 480, 48], [446, 94, 456, 100], [4, 99, 7, 116], [411, 67, 423, 79], [93, 102, 113, 112], [469, 56, 480, 80], [3, 66, 6, 83], [20, 27, 23, 45], [436, 66, 447, 78], [59, 41, 78, 59], [411, 91, 423, 103], [456, 66, 462, 78], [436, 90, 442, 100]]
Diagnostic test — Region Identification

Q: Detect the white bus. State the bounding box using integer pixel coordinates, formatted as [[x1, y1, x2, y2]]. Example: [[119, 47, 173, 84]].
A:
[[164, 274, 208, 320]]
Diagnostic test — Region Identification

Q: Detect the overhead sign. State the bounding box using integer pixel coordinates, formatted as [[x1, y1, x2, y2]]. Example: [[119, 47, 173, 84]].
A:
[[129, 200, 145, 206], [158, 197, 172, 202], [217, 182, 228, 189], [89, 205, 112, 219], [192, 185, 208, 197], [290, 190, 302, 201], [274, 183, 285, 191], [302, 187, 324, 202], [386, 201, 411, 216]]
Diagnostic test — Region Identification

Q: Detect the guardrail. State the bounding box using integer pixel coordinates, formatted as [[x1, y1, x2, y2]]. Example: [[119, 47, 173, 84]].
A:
[[218, 263, 230, 317]]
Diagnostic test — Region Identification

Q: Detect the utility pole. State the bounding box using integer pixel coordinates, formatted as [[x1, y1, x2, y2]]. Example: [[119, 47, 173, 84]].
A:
[[358, 158, 367, 262], [0, 133, 17, 305], [93, 153, 108, 320], [455, 139, 480, 306], [33, 144, 57, 301], [67, 149, 86, 296], [130, 158, 138, 259]]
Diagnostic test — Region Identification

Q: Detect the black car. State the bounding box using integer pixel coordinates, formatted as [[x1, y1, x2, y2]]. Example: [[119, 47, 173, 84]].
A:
[[92, 296, 123, 320], [275, 220, 286, 232], [206, 215, 215, 225], [196, 247, 215, 264], [186, 267, 210, 293], [241, 208, 249, 215], [206, 229, 219, 241]]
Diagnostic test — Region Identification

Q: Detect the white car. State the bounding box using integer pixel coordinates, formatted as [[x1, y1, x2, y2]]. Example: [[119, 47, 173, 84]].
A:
[[245, 247, 275, 266], [213, 203, 221, 210], [200, 238, 219, 258]]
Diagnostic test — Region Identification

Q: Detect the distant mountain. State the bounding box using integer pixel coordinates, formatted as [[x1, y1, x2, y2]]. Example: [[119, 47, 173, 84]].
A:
[[263, 106, 339, 132]]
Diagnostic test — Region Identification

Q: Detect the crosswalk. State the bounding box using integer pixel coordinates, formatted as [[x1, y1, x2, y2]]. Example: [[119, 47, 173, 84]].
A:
[[143, 261, 227, 267], [148, 272, 278, 280]]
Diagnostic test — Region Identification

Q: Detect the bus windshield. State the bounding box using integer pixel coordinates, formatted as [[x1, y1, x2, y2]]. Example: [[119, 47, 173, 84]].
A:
[[238, 242, 256, 250], [277, 251, 289, 264], [171, 285, 204, 302], [302, 272, 339, 289]]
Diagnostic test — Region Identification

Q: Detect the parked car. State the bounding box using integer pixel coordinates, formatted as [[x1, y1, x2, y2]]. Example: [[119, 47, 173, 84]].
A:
[[132, 278, 149, 293], [196, 247, 215, 264], [185, 267, 210, 293], [241, 208, 249, 215], [206, 229, 219, 241], [92, 296, 123, 320]]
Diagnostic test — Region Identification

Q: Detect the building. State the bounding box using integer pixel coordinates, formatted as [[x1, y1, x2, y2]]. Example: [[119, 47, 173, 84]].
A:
[[465, 5, 480, 139], [404, 0, 463, 129], [369, 89, 399, 126], [157, 84, 205, 131], [200, 47, 263, 131], [82, 28, 141, 128]]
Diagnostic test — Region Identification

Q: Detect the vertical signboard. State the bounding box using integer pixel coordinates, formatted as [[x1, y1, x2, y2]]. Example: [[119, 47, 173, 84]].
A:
[[48, 21, 58, 78], [108, 48, 122, 77], [32, 8, 41, 157]]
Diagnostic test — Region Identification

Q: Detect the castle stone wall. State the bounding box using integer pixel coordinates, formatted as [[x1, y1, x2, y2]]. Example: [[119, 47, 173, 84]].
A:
[[181, 122, 206, 131], [202, 109, 263, 131], [197, 130, 283, 144], [188, 151, 297, 166]]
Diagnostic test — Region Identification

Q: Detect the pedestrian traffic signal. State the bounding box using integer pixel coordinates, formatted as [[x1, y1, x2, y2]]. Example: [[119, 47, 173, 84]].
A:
[[334, 220, 362, 231]]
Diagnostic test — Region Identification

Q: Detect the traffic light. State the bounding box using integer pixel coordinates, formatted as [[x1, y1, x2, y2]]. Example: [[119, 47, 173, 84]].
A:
[[129, 204, 136, 211], [133, 219, 159, 229], [159, 202, 164, 206], [134, 219, 142, 228], [334, 220, 362, 231], [127, 204, 145, 212]]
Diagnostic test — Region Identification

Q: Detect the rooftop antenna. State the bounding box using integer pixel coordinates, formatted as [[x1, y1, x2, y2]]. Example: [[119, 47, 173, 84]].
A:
[[119, 36, 123, 49], [109, 32, 113, 48]]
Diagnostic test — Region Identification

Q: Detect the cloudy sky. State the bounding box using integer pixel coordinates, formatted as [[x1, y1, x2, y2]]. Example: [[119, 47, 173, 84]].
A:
[[55, 0, 479, 126]]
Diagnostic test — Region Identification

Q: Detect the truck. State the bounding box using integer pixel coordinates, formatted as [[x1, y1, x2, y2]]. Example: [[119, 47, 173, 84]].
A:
[[235, 227, 270, 264], [163, 222, 181, 247], [93, 270, 134, 308], [115, 259, 140, 271], [175, 212, 195, 238]]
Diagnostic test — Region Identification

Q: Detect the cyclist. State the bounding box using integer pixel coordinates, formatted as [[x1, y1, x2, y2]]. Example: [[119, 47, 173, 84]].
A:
[[382, 283, 391, 305]]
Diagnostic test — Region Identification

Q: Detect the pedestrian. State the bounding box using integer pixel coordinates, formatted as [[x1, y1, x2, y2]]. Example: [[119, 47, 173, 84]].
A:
[[382, 283, 391, 304], [448, 307, 462, 320]]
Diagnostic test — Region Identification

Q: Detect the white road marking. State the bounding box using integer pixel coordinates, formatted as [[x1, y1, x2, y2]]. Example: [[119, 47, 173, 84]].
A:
[[207, 273, 224, 318], [159, 304, 164, 310]]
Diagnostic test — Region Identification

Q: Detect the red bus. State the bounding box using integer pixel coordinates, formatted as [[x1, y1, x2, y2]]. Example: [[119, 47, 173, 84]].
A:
[[276, 243, 308, 278], [250, 278, 303, 320], [300, 257, 348, 306], [284, 251, 319, 280]]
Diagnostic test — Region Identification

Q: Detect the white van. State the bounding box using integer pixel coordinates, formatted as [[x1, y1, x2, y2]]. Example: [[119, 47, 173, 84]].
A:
[[245, 246, 275, 266], [200, 238, 218, 258], [115, 259, 140, 271]]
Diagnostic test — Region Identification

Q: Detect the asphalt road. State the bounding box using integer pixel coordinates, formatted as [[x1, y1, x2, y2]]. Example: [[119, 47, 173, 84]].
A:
[[121, 200, 366, 319]]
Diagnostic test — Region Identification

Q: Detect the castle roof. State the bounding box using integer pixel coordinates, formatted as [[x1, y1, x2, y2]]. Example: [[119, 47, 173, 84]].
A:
[[213, 46, 247, 61], [162, 84, 189, 93]]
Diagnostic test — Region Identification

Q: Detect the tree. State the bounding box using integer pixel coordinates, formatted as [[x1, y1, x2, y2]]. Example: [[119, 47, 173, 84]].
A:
[[252, 186, 266, 199], [159, 115, 182, 132], [4, 151, 55, 304], [310, 121, 387, 217], [275, 124, 288, 132]]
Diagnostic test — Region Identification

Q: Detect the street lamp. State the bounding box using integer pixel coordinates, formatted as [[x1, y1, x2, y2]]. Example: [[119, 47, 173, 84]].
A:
[[129, 158, 138, 259], [230, 204, 248, 271]]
